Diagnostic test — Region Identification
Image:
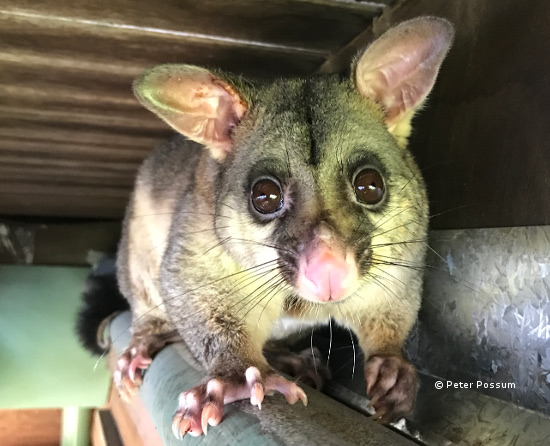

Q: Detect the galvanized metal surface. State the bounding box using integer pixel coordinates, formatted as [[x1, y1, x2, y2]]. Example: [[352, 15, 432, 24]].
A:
[[410, 226, 550, 414]]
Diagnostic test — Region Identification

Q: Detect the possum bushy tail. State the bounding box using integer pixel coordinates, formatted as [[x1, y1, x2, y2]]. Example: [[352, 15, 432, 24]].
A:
[[75, 256, 129, 355]]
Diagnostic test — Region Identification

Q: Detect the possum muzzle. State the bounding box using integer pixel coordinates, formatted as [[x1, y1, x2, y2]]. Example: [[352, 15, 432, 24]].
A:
[[296, 225, 358, 303]]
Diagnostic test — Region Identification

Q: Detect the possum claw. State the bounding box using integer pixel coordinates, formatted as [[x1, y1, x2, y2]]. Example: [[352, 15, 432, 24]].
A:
[[264, 373, 308, 406], [295, 386, 308, 406], [246, 367, 265, 408], [114, 345, 154, 398], [128, 355, 152, 382], [251, 382, 264, 409], [201, 402, 221, 435], [172, 416, 191, 440]]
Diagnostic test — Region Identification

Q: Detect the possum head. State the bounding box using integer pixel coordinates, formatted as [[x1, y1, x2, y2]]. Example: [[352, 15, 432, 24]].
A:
[[134, 17, 454, 305]]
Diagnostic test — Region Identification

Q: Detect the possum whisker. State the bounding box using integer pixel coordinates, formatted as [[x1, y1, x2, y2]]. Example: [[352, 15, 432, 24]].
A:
[[427, 203, 478, 221], [335, 303, 351, 331], [255, 279, 292, 323], [256, 277, 290, 324], [236, 277, 288, 325], [370, 203, 420, 235], [227, 237, 296, 255], [310, 325, 318, 376], [327, 317, 333, 367], [199, 236, 233, 257], [203, 231, 300, 258], [368, 264, 408, 290], [366, 276, 395, 310], [371, 252, 426, 268], [370, 256, 424, 272], [369, 264, 433, 305], [367, 264, 437, 310], [329, 352, 362, 378], [189, 225, 232, 234], [337, 297, 361, 328], [395, 170, 421, 195], [370, 252, 457, 279], [132, 226, 233, 270], [347, 326, 356, 379], [362, 270, 412, 308], [370, 238, 432, 249], [236, 274, 286, 320], [128, 212, 176, 220], [222, 267, 282, 311], [211, 266, 285, 316], [216, 261, 289, 319], [197, 233, 297, 262], [329, 357, 352, 377], [369, 229, 498, 248], [422, 240, 451, 266], [218, 202, 238, 213], [369, 219, 423, 244], [130, 239, 169, 272], [129, 226, 226, 273], [371, 252, 487, 296], [371, 255, 424, 270], [367, 203, 477, 247], [327, 345, 356, 352], [392, 159, 456, 198]]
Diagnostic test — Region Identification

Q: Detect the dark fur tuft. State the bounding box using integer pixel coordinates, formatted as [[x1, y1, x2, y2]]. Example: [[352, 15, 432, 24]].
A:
[[75, 256, 129, 355]]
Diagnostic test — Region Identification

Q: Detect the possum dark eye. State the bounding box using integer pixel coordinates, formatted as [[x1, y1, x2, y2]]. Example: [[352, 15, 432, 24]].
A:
[[251, 178, 283, 214], [353, 168, 385, 205]]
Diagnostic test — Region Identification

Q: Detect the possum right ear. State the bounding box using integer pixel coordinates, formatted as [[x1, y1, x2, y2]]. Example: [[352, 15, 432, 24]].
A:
[[354, 17, 454, 148], [133, 65, 248, 160]]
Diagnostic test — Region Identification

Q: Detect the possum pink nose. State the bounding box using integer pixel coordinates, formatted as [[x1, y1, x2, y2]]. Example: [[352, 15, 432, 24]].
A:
[[300, 251, 354, 302]]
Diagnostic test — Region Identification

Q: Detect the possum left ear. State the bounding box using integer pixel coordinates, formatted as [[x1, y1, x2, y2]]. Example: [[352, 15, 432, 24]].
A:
[[133, 65, 248, 160], [354, 17, 454, 147]]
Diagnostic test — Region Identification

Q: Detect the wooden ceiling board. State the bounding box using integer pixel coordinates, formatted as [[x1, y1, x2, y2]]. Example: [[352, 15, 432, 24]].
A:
[[0, 1, 384, 218], [3, 0, 383, 52]]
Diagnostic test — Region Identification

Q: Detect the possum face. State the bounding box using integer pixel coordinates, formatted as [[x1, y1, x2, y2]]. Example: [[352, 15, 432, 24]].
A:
[[132, 18, 453, 305], [216, 76, 429, 304]]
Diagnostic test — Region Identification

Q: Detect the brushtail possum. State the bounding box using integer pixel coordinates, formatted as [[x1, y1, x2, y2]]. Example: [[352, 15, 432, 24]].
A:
[[113, 17, 454, 439]]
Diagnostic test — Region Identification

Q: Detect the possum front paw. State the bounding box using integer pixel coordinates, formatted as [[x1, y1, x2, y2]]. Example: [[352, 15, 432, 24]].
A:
[[263, 344, 331, 390], [364, 355, 418, 423], [113, 345, 153, 399], [113, 331, 176, 399], [171, 366, 308, 438]]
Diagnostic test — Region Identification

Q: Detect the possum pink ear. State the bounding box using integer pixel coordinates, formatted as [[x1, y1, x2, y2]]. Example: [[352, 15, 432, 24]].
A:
[[355, 17, 454, 144], [133, 65, 248, 160]]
